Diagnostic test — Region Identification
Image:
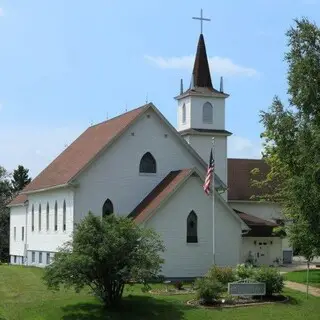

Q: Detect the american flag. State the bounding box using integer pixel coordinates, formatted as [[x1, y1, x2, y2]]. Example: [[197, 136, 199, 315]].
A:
[[203, 149, 214, 195]]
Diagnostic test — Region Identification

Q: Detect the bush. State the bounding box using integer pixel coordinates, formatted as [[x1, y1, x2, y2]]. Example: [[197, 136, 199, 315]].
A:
[[206, 265, 236, 285], [173, 281, 184, 290], [43, 213, 165, 307], [195, 277, 224, 304], [235, 264, 255, 280], [253, 267, 284, 296]]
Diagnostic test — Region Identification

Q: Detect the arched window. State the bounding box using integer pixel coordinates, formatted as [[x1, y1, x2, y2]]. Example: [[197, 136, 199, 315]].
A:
[[63, 200, 66, 231], [38, 204, 42, 231], [102, 199, 114, 218], [203, 102, 213, 124], [139, 152, 156, 173], [187, 211, 198, 243], [182, 103, 186, 124], [54, 201, 58, 231], [31, 204, 34, 232], [46, 202, 49, 231]]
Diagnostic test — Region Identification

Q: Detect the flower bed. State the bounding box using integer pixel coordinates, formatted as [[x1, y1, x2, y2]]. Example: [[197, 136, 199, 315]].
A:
[[187, 294, 289, 308]]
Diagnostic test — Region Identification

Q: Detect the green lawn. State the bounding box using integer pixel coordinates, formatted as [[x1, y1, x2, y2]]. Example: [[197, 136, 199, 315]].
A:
[[285, 270, 320, 288], [0, 265, 319, 320]]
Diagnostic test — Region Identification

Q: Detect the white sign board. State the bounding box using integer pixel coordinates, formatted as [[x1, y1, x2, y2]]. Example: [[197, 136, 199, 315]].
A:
[[228, 281, 266, 296]]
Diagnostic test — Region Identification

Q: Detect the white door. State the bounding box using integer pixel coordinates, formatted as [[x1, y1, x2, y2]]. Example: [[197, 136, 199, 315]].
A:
[[257, 241, 269, 266]]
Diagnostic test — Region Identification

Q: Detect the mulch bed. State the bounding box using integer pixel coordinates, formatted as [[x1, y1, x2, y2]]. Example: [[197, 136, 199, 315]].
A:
[[149, 288, 195, 295], [187, 295, 289, 309]]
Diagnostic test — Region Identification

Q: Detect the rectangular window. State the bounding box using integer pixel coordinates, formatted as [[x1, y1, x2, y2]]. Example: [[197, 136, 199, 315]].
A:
[[31, 205, 34, 232], [32, 251, 35, 263], [14, 227, 16, 241], [39, 252, 42, 264], [22, 227, 24, 241], [39, 204, 42, 231], [54, 201, 58, 231], [46, 252, 50, 264]]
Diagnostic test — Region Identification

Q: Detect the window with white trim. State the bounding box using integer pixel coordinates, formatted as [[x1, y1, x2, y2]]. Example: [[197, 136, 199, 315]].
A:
[[202, 102, 213, 124]]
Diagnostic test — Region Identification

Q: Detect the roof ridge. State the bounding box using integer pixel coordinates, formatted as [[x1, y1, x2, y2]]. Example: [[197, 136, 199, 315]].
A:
[[89, 103, 151, 129]]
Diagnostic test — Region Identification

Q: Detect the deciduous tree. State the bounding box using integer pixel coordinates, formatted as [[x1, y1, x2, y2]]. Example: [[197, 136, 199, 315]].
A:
[[43, 213, 165, 307]]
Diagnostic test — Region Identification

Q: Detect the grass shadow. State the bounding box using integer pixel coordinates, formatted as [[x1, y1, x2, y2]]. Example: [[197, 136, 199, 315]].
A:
[[285, 296, 301, 305], [61, 295, 188, 320]]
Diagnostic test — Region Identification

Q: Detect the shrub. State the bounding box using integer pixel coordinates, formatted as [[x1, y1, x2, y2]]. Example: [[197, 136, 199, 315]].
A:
[[195, 277, 224, 304], [235, 264, 255, 280], [253, 267, 284, 296], [206, 265, 236, 285], [43, 213, 165, 307], [173, 281, 184, 290]]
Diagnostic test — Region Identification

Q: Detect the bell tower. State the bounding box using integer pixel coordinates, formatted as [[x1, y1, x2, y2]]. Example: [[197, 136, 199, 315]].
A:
[[175, 11, 232, 186]]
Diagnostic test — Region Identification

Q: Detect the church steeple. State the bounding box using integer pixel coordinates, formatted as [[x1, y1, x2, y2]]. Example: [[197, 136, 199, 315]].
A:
[[175, 10, 232, 189], [191, 34, 213, 90]]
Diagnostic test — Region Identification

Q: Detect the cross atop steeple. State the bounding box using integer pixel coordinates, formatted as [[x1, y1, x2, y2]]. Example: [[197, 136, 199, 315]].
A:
[[192, 9, 211, 34]]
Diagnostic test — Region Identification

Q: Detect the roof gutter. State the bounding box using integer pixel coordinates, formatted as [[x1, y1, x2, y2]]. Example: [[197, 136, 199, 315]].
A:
[[21, 183, 72, 195]]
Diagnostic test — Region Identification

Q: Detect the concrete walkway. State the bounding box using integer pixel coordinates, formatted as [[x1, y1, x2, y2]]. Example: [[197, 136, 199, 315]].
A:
[[285, 281, 320, 297]]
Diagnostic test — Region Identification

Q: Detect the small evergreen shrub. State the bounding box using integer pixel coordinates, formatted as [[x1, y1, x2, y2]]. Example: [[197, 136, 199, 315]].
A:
[[206, 265, 236, 285], [173, 281, 184, 290], [195, 277, 224, 304], [253, 267, 284, 296], [235, 263, 255, 280]]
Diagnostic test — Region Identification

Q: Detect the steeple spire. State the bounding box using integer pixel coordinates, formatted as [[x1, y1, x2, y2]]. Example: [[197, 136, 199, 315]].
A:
[[191, 34, 213, 90]]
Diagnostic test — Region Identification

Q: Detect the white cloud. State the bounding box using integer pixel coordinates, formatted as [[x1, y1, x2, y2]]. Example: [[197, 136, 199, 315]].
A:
[[0, 103, 2, 111], [228, 135, 263, 159], [0, 8, 4, 17], [0, 125, 84, 178], [144, 55, 258, 77]]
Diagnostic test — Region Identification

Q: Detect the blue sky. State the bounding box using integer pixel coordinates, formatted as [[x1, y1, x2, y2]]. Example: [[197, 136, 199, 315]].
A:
[[0, 0, 319, 177]]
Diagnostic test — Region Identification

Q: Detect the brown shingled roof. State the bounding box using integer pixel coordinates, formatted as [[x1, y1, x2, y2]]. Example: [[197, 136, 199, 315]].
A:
[[234, 209, 278, 227], [129, 169, 193, 223], [23, 104, 149, 193], [8, 193, 27, 207], [227, 158, 269, 201]]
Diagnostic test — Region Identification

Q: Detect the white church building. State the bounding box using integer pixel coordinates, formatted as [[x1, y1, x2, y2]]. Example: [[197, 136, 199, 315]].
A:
[[8, 31, 292, 278]]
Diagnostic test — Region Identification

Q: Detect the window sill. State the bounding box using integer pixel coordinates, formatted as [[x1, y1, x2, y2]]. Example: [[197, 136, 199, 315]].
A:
[[139, 173, 157, 176]]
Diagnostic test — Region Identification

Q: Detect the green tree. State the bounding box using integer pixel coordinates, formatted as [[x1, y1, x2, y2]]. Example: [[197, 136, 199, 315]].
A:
[[11, 165, 31, 193], [253, 18, 320, 260], [0, 166, 12, 262], [43, 213, 165, 307]]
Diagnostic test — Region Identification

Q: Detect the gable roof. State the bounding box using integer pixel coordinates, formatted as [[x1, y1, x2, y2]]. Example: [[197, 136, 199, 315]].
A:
[[129, 169, 193, 223], [20, 103, 226, 196], [129, 167, 249, 230], [22, 105, 149, 193], [227, 158, 269, 201]]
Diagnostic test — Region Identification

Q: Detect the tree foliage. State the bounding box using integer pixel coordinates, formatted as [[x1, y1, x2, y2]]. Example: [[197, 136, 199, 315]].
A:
[[11, 165, 31, 194], [0, 166, 12, 262], [43, 213, 165, 307], [253, 18, 320, 260]]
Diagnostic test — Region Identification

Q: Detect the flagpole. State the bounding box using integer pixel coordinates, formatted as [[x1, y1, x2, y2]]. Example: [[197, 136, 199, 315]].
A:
[[212, 137, 215, 265]]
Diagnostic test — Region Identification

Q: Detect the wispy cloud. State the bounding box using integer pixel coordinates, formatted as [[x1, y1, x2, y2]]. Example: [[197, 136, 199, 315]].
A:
[[144, 55, 258, 77], [228, 135, 263, 158], [0, 103, 2, 112], [0, 8, 4, 17], [0, 125, 84, 177]]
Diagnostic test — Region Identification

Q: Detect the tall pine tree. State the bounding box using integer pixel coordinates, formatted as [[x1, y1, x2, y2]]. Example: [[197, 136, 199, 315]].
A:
[[11, 165, 31, 193]]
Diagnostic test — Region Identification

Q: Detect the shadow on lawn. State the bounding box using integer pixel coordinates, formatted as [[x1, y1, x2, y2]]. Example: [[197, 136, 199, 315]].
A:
[[61, 296, 188, 320]]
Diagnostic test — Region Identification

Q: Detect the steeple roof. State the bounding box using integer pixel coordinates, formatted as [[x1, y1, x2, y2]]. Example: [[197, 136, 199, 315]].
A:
[[192, 33, 213, 89], [175, 33, 228, 99]]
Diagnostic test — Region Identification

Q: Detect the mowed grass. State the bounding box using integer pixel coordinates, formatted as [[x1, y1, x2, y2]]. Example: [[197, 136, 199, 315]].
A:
[[0, 266, 320, 320], [285, 269, 320, 288]]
